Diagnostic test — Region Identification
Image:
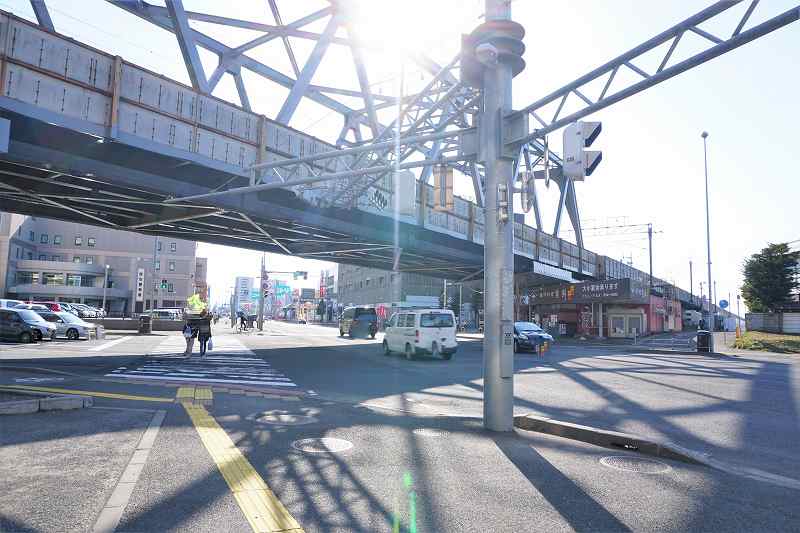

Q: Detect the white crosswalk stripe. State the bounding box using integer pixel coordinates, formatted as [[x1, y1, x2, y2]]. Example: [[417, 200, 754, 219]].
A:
[[105, 335, 297, 388]]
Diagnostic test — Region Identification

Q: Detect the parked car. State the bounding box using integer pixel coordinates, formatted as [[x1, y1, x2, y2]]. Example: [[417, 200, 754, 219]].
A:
[[31, 301, 65, 312], [71, 303, 97, 318], [149, 309, 182, 320], [14, 303, 51, 311], [0, 299, 24, 309], [36, 311, 97, 340], [85, 306, 104, 318], [338, 306, 378, 338], [0, 308, 56, 342], [57, 302, 81, 316], [513, 321, 554, 353], [383, 309, 457, 360]]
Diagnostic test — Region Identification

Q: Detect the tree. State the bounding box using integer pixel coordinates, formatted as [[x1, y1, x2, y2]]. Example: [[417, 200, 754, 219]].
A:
[[741, 243, 799, 312]]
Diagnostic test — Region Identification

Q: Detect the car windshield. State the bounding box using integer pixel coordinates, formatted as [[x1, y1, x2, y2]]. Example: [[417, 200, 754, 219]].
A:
[[354, 309, 376, 318], [516, 322, 543, 332], [17, 309, 46, 323], [60, 312, 85, 325], [420, 313, 454, 328]]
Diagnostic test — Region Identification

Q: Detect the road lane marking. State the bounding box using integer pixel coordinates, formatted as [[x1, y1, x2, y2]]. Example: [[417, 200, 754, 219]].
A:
[[89, 336, 134, 352], [2, 385, 173, 403], [182, 401, 304, 533], [92, 409, 166, 533]]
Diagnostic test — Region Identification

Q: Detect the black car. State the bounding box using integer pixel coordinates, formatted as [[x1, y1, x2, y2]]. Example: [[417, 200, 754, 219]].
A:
[[339, 306, 378, 338], [513, 321, 555, 352], [0, 308, 56, 343]]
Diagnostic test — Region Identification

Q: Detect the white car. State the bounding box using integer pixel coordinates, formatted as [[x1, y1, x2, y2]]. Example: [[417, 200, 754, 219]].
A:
[[383, 309, 458, 360], [38, 311, 98, 340]]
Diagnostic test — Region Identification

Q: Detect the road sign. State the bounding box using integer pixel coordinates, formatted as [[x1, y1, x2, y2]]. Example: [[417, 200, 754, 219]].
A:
[[719, 299, 729, 309]]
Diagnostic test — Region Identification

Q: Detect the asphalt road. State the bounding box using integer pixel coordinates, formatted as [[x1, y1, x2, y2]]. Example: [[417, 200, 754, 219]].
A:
[[1, 321, 799, 532]]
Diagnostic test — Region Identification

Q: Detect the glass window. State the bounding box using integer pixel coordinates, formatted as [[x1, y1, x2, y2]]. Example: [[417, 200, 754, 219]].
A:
[[40, 234, 48, 244], [73, 256, 81, 263], [421, 312, 454, 328], [81, 276, 95, 288], [53, 235, 62, 245], [29, 230, 35, 242], [87, 237, 96, 247], [168, 282, 174, 293], [155, 260, 161, 271], [157, 241, 162, 251], [26, 251, 33, 260], [42, 273, 65, 286], [16, 271, 39, 285], [365, 279, 370, 287], [38, 254, 46, 261], [168, 261, 175, 272], [170, 242, 177, 253], [15, 248, 19, 259], [86, 256, 94, 265], [67, 274, 81, 287], [52, 255, 60, 262], [74, 235, 82, 246]]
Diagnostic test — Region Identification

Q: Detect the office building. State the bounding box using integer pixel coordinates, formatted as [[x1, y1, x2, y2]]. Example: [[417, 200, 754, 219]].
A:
[[0, 212, 204, 315]]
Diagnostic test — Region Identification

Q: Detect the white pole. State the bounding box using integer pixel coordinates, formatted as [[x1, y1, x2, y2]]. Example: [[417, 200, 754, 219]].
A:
[[102, 264, 109, 314], [702, 131, 714, 351]]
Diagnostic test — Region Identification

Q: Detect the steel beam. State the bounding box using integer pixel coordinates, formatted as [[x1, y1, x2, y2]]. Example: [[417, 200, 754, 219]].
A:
[[165, 0, 210, 94], [276, 15, 340, 125], [29, 0, 54, 30]]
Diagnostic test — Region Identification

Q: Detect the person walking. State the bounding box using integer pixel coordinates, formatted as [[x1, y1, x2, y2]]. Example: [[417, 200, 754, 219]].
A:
[[198, 309, 213, 357], [182, 316, 195, 357]]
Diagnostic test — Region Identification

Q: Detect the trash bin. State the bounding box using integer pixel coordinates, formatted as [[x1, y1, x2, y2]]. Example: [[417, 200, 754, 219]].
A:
[[138, 314, 152, 334], [696, 330, 711, 353]]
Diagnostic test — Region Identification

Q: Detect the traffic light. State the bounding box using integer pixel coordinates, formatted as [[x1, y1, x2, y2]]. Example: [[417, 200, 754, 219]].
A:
[[562, 121, 602, 180], [160, 279, 168, 289]]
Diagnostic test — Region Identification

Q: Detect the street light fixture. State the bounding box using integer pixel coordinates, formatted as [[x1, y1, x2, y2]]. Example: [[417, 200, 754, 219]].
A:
[[101, 264, 110, 315], [701, 131, 714, 351]]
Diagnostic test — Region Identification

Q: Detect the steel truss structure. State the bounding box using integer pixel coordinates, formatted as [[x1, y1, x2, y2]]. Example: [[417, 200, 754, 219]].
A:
[[12, 0, 800, 252]]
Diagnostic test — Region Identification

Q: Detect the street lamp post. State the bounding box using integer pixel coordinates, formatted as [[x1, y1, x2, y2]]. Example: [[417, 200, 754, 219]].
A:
[[102, 264, 110, 314], [701, 131, 714, 351]]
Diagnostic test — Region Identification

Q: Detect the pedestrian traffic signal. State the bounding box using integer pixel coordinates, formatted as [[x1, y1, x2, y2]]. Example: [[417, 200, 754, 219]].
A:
[[160, 279, 168, 289], [562, 121, 602, 180]]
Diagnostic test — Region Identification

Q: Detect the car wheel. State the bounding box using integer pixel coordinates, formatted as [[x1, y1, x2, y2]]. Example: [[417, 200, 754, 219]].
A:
[[442, 350, 453, 361], [19, 331, 32, 344], [50, 332, 57, 341], [383, 340, 391, 356], [370, 331, 376, 339], [404, 343, 414, 361], [66, 328, 79, 340], [33, 330, 42, 341]]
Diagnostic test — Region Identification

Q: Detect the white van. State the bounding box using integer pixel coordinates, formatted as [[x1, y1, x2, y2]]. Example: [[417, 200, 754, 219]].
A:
[[383, 309, 457, 360]]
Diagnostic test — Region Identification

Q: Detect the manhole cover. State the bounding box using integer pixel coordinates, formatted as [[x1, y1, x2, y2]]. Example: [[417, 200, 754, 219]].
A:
[[292, 437, 353, 454], [254, 412, 318, 426], [412, 428, 447, 437], [600, 456, 671, 474]]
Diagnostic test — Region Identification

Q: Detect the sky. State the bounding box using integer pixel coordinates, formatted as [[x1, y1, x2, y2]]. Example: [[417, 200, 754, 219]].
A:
[[5, 0, 797, 310]]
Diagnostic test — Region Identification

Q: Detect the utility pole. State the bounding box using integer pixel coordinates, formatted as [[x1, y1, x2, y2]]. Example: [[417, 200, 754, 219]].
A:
[[701, 131, 714, 350], [689, 260, 693, 301], [257, 254, 266, 331], [480, 0, 519, 432], [648, 223, 653, 293]]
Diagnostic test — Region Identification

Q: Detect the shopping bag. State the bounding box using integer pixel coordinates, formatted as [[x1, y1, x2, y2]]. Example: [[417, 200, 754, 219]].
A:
[[207, 338, 213, 351]]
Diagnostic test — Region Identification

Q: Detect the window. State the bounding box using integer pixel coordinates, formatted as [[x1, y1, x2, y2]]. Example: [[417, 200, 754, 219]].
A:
[[52, 255, 60, 262], [29, 230, 35, 242], [170, 242, 177, 253], [87, 237, 96, 247], [73, 256, 81, 263], [365, 279, 370, 287], [16, 271, 39, 284], [15, 248, 19, 259], [67, 274, 81, 287], [38, 254, 46, 261], [157, 241, 162, 251], [421, 312, 454, 328], [168, 261, 175, 272], [168, 282, 174, 293], [379, 276, 384, 287], [42, 273, 65, 286], [53, 235, 62, 245], [155, 260, 161, 271], [74, 235, 82, 246], [40, 234, 48, 244], [86, 256, 94, 265], [26, 251, 33, 259]]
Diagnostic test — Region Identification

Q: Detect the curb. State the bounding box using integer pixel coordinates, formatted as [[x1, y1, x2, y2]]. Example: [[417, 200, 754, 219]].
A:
[[0, 389, 93, 415], [513, 413, 706, 465]]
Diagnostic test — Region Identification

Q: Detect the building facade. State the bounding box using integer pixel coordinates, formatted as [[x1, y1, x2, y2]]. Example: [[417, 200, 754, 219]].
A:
[[0, 213, 203, 315], [337, 264, 442, 308]]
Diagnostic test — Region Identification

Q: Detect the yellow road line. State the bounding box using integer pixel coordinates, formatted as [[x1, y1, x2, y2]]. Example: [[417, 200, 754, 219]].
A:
[[1, 385, 173, 403], [194, 387, 213, 401], [182, 402, 304, 533]]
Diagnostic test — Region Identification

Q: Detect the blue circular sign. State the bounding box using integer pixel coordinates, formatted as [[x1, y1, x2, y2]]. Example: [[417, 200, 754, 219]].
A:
[[719, 299, 729, 309]]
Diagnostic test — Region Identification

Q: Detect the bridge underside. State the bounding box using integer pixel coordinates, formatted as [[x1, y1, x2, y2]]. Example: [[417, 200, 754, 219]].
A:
[[0, 110, 556, 282]]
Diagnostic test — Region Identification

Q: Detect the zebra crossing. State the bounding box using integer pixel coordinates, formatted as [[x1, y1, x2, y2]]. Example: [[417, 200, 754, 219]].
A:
[[104, 335, 298, 388]]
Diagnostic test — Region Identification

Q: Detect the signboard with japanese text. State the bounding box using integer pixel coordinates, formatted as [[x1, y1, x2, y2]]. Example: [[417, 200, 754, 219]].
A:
[[528, 279, 648, 305]]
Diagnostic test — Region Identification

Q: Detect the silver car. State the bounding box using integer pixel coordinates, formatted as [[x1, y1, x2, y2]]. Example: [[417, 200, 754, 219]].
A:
[[37, 311, 97, 340]]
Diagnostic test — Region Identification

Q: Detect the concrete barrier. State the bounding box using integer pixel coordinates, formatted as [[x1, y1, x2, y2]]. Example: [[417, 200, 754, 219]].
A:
[[97, 318, 183, 331]]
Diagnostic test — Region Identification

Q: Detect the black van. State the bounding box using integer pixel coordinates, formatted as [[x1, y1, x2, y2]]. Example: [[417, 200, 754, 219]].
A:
[[339, 307, 378, 339]]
